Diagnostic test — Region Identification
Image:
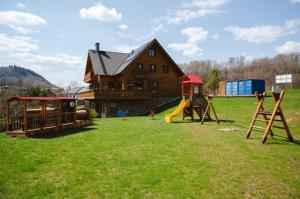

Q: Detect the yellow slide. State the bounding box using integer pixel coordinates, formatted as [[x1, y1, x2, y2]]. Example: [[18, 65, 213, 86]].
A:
[[165, 99, 191, 123]]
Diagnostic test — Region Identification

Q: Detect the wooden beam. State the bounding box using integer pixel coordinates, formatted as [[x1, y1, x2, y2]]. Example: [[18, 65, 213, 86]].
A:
[[23, 100, 28, 132], [6, 101, 10, 131], [56, 100, 60, 127], [57, 100, 62, 127], [73, 100, 77, 125]]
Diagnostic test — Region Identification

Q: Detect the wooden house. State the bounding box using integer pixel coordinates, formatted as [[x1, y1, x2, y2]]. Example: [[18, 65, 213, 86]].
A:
[[79, 39, 184, 117]]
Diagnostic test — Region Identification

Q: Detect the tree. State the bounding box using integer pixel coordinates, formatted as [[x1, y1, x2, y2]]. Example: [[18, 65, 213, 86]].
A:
[[206, 69, 219, 94], [25, 86, 47, 97]]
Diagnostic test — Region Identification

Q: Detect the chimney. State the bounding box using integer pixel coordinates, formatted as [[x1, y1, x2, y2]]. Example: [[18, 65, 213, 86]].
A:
[[95, 42, 100, 52]]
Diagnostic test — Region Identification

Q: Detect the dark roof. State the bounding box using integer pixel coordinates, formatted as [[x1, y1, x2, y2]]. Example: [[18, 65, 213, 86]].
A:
[[88, 38, 183, 76], [89, 50, 129, 75]]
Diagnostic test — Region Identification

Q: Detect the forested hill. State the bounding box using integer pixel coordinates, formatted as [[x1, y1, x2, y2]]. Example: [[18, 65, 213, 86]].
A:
[[0, 65, 55, 88]]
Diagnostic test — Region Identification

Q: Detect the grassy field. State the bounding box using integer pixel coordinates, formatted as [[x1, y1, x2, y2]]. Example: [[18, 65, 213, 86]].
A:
[[0, 89, 299, 198]]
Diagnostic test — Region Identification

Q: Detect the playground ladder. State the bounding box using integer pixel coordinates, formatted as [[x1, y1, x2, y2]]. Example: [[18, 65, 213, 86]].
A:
[[246, 91, 293, 144]]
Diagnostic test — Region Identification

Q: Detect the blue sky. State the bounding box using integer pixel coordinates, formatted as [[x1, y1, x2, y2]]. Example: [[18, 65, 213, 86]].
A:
[[0, 0, 300, 86]]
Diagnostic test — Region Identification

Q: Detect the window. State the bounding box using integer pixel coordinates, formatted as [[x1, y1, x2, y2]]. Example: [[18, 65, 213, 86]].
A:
[[148, 81, 158, 94], [163, 65, 169, 73], [136, 63, 143, 70], [149, 64, 156, 72], [127, 81, 143, 90], [103, 81, 115, 90], [149, 48, 156, 57]]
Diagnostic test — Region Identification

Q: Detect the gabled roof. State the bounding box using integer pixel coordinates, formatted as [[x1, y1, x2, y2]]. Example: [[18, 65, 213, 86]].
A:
[[68, 86, 87, 94], [88, 50, 129, 75], [182, 75, 203, 84], [87, 38, 184, 76]]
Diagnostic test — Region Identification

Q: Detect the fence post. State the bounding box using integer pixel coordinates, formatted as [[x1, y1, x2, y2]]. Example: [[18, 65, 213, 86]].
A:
[[6, 101, 9, 131], [23, 100, 28, 132]]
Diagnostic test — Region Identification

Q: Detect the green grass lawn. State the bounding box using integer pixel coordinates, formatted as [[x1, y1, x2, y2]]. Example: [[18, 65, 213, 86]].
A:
[[0, 90, 300, 198]]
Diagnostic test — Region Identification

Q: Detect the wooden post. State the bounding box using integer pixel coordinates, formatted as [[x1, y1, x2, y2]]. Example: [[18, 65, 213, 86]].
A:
[[57, 100, 62, 127], [246, 92, 265, 139], [201, 96, 219, 124], [6, 101, 10, 131], [23, 100, 28, 133], [255, 92, 273, 136], [261, 94, 281, 143], [209, 96, 219, 124], [73, 100, 77, 126]]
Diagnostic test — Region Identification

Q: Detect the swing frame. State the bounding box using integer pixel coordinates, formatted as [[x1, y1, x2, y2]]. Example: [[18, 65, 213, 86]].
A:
[[246, 91, 293, 144]]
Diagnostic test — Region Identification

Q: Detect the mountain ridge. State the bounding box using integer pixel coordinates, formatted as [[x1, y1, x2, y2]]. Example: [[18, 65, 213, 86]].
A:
[[0, 65, 55, 88]]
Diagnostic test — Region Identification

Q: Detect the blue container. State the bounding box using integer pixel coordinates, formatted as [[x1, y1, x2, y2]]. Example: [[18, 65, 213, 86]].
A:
[[117, 110, 128, 117], [237, 79, 265, 95], [238, 81, 246, 95], [225, 81, 238, 96]]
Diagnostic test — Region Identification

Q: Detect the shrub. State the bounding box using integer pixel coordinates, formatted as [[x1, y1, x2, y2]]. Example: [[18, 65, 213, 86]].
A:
[[90, 108, 97, 118]]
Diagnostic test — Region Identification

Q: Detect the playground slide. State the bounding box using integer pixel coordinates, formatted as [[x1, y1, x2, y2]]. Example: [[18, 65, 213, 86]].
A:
[[165, 99, 191, 123]]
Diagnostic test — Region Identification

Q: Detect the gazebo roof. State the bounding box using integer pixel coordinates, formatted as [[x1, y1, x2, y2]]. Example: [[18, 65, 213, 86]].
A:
[[182, 75, 203, 84]]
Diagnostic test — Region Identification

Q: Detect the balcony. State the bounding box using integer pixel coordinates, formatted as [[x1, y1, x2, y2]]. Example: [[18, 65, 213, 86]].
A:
[[79, 89, 151, 100]]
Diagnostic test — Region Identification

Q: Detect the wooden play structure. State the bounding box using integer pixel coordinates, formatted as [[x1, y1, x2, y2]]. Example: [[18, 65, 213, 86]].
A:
[[6, 96, 91, 137], [165, 75, 219, 124], [246, 91, 293, 143], [201, 95, 219, 124]]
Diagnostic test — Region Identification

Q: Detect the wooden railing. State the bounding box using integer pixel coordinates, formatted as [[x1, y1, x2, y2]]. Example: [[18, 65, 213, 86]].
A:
[[8, 111, 75, 131], [79, 89, 151, 100]]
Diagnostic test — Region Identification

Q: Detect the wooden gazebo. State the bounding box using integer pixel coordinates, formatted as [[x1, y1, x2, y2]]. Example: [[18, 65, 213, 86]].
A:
[[6, 96, 89, 137]]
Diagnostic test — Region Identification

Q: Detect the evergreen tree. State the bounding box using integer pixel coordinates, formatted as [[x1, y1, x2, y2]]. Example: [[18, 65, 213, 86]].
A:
[[206, 69, 219, 94], [25, 86, 47, 97]]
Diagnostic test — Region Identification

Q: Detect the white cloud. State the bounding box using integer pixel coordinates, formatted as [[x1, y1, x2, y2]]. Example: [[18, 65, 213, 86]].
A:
[[181, 27, 208, 43], [0, 33, 84, 86], [183, 0, 229, 9], [168, 26, 207, 57], [225, 18, 300, 44], [286, 18, 300, 29], [112, 44, 139, 53], [79, 3, 122, 22], [0, 11, 46, 26], [151, 18, 164, 34], [290, 0, 300, 4], [118, 24, 128, 30], [0, 34, 38, 52], [211, 33, 220, 40], [275, 41, 300, 54], [17, 3, 27, 8], [224, 25, 285, 43], [0, 10, 46, 34], [165, 0, 229, 24], [8, 25, 32, 34], [168, 43, 203, 57]]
